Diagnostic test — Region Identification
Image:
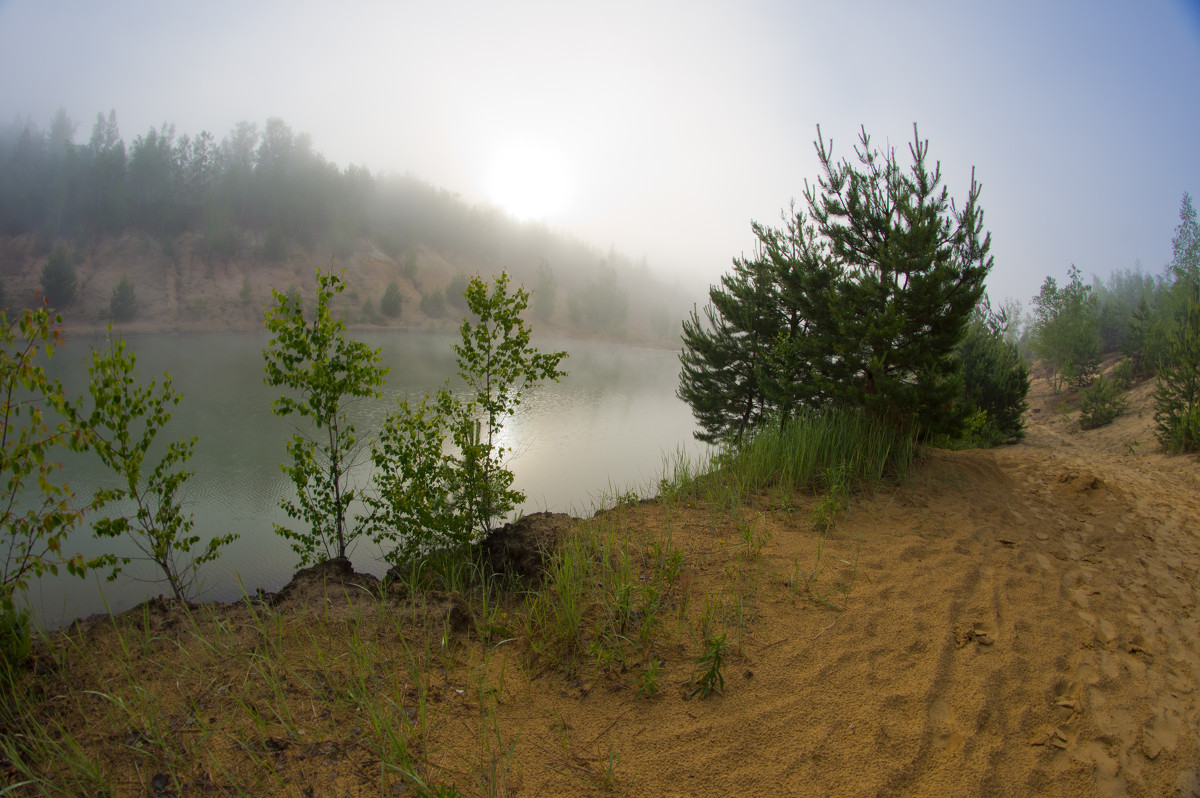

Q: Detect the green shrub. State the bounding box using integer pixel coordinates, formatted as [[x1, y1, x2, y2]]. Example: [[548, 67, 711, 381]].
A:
[[369, 273, 567, 561], [0, 598, 31, 688], [1030, 266, 1102, 391], [1154, 287, 1200, 453], [376, 231, 402, 259], [361, 298, 379, 324], [109, 276, 137, 321], [263, 268, 388, 565], [381, 281, 403, 318], [957, 302, 1030, 442], [445, 272, 469, 309], [1167, 405, 1200, 453], [637, 658, 662, 700], [80, 335, 236, 601], [1111, 357, 1135, 390], [810, 464, 851, 533], [1079, 375, 1128, 430], [689, 633, 726, 698], [419, 289, 446, 318], [262, 226, 287, 262], [2, 306, 93, 597], [367, 391, 469, 557], [401, 250, 418, 282], [39, 245, 76, 308]]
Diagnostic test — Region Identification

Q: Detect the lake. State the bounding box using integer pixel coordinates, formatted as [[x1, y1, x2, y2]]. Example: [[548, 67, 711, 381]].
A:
[[21, 331, 705, 628]]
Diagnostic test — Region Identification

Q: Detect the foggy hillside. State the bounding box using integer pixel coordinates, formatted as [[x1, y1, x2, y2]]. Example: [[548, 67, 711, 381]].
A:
[[0, 111, 700, 344]]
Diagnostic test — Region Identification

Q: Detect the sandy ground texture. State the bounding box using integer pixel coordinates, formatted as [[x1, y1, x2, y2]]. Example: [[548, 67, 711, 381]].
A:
[[14, 375, 1200, 797], [413, 377, 1200, 797]]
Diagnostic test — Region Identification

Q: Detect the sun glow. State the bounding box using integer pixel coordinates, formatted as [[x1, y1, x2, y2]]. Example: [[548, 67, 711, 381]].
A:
[[486, 142, 572, 221]]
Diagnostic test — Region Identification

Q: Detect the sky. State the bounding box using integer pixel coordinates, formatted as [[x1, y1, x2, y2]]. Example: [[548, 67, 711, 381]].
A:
[[1, 0, 1198, 307]]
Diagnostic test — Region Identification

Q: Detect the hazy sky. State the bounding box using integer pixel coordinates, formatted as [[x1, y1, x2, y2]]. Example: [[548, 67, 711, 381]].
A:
[[2, 0, 1198, 306]]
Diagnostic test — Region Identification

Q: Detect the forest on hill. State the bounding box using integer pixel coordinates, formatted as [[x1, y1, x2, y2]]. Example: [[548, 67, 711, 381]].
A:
[[0, 110, 694, 342]]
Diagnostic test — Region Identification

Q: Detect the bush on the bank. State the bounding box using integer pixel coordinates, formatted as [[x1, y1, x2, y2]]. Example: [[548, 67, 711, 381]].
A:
[[1079, 375, 1128, 430]]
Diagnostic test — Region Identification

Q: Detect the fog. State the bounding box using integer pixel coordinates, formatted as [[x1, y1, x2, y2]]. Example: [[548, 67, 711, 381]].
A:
[[2, 0, 1199, 305]]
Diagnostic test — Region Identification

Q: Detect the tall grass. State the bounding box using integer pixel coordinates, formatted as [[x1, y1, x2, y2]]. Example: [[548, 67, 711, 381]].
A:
[[662, 408, 916, 504], [524, 517, 682, 675]]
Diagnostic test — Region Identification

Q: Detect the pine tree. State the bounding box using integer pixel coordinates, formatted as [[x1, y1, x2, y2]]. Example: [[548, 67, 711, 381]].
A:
[[1126, 294, 1153, 377], [1030, 266, 1099, 390], [1170, 193, 1199, 285], [957, 300, 1031, 441], [381, 281, 403, 318], [678, 125, 993, 442], [110, 276, 137, 321], [39, 245, 76, 308], [1058, 266, 1101, 388], [1153, 284, 1200, 453], [790, 126, 991, 435], [678, 252, 783, 443]]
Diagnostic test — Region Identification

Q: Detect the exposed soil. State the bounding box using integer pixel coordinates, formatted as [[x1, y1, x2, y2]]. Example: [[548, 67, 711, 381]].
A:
[[8, 375, 1200, 796], [0, 233, 675, 346], [2, 232, 430, 335]]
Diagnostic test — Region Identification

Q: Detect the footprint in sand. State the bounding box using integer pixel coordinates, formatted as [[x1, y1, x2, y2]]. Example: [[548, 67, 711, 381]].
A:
[[954, 619, 998, 648], [1142, 706, 1184, 760], [1076, 610, 1119, 647], [1049, 715, 1080, 750], [1076, 659, 1100, 686], [928, 698, 963, 755], [1051, 679, 1082, 721], [1077, 740, 1121, 784]]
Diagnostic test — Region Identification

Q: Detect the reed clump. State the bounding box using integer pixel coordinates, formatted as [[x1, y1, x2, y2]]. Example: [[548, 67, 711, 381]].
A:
[[660, 407, 916, 508]]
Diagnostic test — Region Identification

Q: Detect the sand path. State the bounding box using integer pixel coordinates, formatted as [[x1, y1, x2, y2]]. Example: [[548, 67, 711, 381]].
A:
[[449, 379, 1200, 796]]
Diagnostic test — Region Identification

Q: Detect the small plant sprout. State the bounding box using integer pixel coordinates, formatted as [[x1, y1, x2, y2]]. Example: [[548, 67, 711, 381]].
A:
[[738, 514, 770, 557], [689, 633, 727, 698], [637, 657, 662, 699]]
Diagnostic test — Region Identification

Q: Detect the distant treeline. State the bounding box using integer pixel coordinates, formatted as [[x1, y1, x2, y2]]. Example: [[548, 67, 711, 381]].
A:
[[0, 109, 689, 340], [1021, 193, 1199, 450], [1021, 195, 1199, 384]]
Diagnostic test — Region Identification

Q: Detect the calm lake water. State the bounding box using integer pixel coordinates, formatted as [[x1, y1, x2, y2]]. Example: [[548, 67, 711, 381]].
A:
[[23, 332, 705, 628]]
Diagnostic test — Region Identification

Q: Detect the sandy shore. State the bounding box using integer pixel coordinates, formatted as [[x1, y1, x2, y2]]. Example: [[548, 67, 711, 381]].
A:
[[424, 376, 1200, 796], [21, 375, 1200, 796]]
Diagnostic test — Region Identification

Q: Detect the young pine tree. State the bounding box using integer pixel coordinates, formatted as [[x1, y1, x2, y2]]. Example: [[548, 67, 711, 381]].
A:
[[679, 125, 993, 442], [957, 300, 1031, 442], [110, 276, 137, 321], [1154, 284, 1200, 453], [40, 246, 76, 308]]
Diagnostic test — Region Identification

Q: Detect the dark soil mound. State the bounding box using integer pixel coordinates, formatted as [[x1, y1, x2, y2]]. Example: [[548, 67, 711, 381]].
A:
[[269, 556, 382, 608], [479, 511, 574, 584]]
